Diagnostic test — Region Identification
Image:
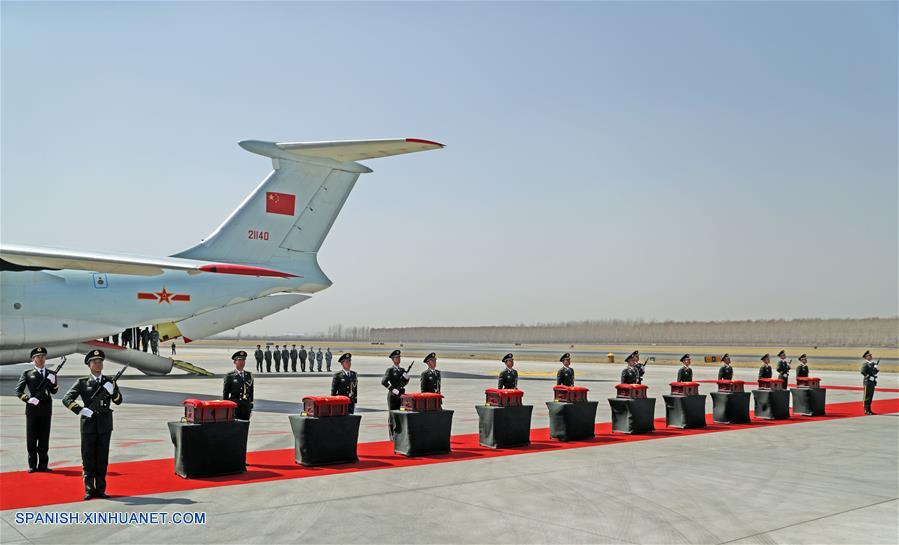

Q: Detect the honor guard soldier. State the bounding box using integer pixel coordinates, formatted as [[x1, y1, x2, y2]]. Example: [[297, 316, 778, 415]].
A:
[[281, 345, 290, 373], [677, 354, 693, 382], [557, 353, 575, 386], [758, 354, 773, 379], [299, 345, 308, 372], [273, 344, 282, 372], [796, 354, 810, 378], [325, 348, 333, 372], [254, 344, 264, 373], [621, 353, 639, 384], [382, 350, 410, 410], [264, 345, 272, 373], [331, 353, 358, 413], [421, 352, 442, 393], [316, 348, 324, 372], [776, 350, 791, 389], [718, 354, 734, 380], [15, 347, 59, 472], [290, 344, 298, 372], [223, 351, 254, 420], [62, 349, 123, 500], [498, 353, 518, 389], [861, 350, 878, 415], [633, 350, 646, 384]]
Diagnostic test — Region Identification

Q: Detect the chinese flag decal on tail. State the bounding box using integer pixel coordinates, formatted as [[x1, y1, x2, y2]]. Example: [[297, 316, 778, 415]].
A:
[[266, 192, 296, 216]]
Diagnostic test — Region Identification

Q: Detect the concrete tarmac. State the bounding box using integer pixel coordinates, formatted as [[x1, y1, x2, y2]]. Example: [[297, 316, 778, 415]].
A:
[[1, 347, 896, 544]]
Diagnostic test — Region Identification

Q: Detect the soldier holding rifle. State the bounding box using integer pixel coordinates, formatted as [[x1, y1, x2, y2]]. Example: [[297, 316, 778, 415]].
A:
[[62, 349, 124, 500]]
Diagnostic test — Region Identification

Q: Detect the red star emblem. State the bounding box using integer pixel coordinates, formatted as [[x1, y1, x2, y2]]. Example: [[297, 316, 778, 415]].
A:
[[155, 287, 173, 304]]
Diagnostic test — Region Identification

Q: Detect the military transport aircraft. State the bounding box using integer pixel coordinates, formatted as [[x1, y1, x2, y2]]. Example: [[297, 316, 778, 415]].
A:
[[0, 138, 443, 374]]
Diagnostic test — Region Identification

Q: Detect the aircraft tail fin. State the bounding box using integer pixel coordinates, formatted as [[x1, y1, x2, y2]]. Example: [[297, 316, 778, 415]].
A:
[[173, 138, 443, 266]]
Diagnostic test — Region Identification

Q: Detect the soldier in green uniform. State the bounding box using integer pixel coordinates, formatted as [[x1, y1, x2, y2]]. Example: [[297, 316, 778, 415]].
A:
[[498, 353, 518, 389], [621, 353, 639, 384], [796, 354, 810, 378], [15, 347, 59, 472], [633, 350, 646, 384], [775, 350, 791, 389], [254, 344, 264, 373], [331, 353, 358, 413], [223, 351, 254, 420], [677, 354, 693, 382], [420, 352, 441, 393], [861, 350, 878, 415], [758, 354, 773, 380], [62, 349, 123, 500], [557, 353, 575, 386], [281, 345, 290, 373], [290, 345, 298, 372], [382, 349, 410, 410], [718, 353, 734, 380], [273, 344, 282, 372]]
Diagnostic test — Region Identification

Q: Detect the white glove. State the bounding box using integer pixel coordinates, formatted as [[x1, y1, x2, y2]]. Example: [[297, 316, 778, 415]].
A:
[[391, 389, 400, 395], [868, 376, 875, 382], [27, 397, 40, 406], [47, 374, 56, 385], [79, 408, 94, 418], [103, 382, 115, 395], [402, 373, 409, 380]]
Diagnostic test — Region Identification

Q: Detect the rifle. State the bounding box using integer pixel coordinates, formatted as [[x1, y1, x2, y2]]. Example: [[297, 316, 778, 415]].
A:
[[85, 363, 129, 410], [35, 356, 66, 394], [406, 360, 416, 373]]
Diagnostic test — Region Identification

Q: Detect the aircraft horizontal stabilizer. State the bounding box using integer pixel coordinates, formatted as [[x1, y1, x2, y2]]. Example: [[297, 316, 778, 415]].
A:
[[239, 138, 444, 165], [0, 244, 298, 278]]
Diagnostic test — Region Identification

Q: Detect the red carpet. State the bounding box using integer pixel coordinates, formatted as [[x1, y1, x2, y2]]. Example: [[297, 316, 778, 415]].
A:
[[1, 397, 896, 511], [694, 380, 899, 393]]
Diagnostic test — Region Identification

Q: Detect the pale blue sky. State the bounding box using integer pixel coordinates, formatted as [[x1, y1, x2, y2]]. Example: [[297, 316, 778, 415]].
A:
[[2, 1, 896, 335]]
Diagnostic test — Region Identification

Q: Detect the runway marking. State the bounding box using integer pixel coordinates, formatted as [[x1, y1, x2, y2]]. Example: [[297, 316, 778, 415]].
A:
[[0, 397, 896, 511]]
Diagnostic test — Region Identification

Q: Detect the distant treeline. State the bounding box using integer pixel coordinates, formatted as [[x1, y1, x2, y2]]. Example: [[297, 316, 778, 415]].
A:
[[369, 318, 898, 347]]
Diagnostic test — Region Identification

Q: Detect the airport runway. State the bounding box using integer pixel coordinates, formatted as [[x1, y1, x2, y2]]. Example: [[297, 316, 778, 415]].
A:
[[1, 348, 896, 544]]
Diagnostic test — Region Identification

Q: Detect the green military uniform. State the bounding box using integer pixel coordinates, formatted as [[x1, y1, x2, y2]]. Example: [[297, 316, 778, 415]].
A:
[[634, 352, 646, 384], [290, 346, 298, 372], [382, 350, 410, 410], [280, 347, 290, 373], [498, 353, 518, 389], [15, 347, 59, 471], [498, 368, 518, 389], [676, 354, 692, 382], [620, 366, 639, 384], [421, 368, 441, 393], [718, 354, 734, 380], [557, 366, 575, 386], [776, 351, 790, 389], [62, 349, 123, 499], [861, 351, 878, 415], [223, 369, 254, 420], [331, 353, 358, 414], [557, 353, 575, 386], [254, 347, 264, 373], [796, 356, 809, 378], [758, 355, 773, 380], [718, 364, 734, 380]]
